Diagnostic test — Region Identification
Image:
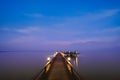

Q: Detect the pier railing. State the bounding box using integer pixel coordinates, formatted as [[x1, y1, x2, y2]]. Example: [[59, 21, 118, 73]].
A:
[[61, 53, 81, 80], [32, 54, 57, 80], [33, 52, 81, 80]]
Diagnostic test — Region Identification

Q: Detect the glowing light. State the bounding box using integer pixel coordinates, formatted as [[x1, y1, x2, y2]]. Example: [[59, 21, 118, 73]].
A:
[[67, 57, 71, 61], [47, 57, 50, 61]]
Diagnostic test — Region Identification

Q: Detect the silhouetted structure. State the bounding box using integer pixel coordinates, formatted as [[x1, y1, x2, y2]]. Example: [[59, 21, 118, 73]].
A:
[[33, 52, 81, 80]]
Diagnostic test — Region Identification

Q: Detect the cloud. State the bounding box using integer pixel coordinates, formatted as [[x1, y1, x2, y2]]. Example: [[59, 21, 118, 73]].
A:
[[64, 37, 120, 50], [1, 9, 120, 50], [85, 9, 119, 20], [80, 9, 119, 22], [102, 27, 120, 33], [49, 9, 120, 32], [14, 27, 41, 34], [1, 26, 44, 34], [24, 13, 43, 18], [0, 28, 11, 31], [55, 36, 118, 45], [1, 29, 119, 50]]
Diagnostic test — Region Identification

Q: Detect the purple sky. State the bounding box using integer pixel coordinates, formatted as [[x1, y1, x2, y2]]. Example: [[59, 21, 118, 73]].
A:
[[0, 0, 120, 51]]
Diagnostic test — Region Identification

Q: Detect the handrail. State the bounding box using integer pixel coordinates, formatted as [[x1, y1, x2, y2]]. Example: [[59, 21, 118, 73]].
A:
[[32, 55, 56, 80], [33, 53, 81, 80], [61, 53, 81, 80], [32, 61, 51, 80]]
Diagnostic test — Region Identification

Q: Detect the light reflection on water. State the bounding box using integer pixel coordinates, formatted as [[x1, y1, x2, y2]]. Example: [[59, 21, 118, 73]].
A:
[[0, 50, 120, 80]]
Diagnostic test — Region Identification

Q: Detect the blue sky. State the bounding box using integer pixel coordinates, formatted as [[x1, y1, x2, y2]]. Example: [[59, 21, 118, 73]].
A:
[[0, 0, 120, 51]]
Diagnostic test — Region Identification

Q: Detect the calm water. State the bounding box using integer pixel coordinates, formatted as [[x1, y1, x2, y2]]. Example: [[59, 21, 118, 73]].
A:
[[0, 50, 120, 80]]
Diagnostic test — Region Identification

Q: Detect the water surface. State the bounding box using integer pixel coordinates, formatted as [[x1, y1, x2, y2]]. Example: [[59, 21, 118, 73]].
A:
[[0, 50, 120, 80]]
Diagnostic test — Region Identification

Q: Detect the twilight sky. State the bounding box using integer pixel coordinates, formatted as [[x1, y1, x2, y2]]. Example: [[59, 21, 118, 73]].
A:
[[0, 0, 120, 51]]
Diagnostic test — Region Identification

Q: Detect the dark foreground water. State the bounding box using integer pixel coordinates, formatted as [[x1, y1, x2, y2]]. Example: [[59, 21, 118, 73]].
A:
[[0, 50, 120, 80]]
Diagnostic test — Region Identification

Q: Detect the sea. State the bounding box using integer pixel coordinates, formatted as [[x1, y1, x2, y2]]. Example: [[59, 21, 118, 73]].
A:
[[0, 49, 120, 80]]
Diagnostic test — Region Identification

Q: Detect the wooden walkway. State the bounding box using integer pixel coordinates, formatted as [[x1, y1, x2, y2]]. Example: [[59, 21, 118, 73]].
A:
[[33, 53, 81, 80], [47, 53, 72, 80]]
